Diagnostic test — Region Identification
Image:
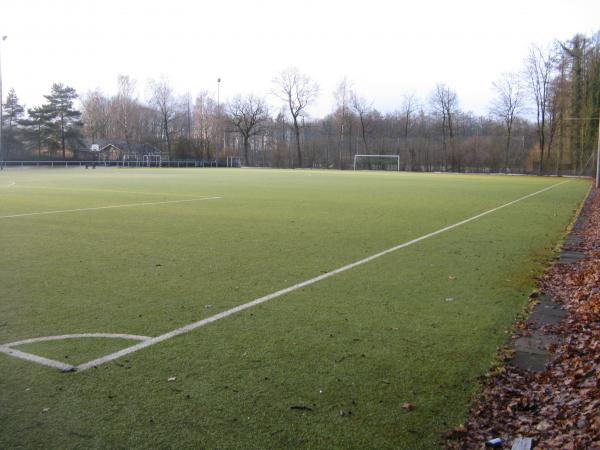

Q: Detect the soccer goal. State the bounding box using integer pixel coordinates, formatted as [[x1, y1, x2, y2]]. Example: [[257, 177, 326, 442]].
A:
[[353, 154, 400, 171], [143, 154, 162, 167], [226, 156, 242, 168]]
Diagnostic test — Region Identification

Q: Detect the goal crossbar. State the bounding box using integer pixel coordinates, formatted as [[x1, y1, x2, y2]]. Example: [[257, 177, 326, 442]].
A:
[[353, 154, 400, 171]]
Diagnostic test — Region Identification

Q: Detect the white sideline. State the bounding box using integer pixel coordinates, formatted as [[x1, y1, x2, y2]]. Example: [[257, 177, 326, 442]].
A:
[[12, 184, 211, 198], [74, 180, 570, 372], [0, 196, 221, 219]]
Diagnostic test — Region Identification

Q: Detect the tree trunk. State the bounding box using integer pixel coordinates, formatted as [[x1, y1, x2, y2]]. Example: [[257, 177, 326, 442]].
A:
[[61, 113, 66, 160], [505, 123, 512, 173], [539, 139, 545, 175], [448, 113, 455, 171], [164, 117, 171, 159], [359, 114, 368, 153], [37, 124, 42, 160], [292, 116, 302, 168], [441, 115, 447, 171], [338, 121, 344, 170], [243, 135, 250, 166]]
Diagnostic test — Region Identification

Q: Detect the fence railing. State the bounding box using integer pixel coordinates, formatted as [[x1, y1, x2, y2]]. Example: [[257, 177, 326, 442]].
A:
[[0, 160, 240, 169]]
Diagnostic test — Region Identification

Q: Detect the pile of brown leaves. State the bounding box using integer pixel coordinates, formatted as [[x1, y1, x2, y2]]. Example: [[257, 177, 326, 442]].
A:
[[445, 187, 600, 449]]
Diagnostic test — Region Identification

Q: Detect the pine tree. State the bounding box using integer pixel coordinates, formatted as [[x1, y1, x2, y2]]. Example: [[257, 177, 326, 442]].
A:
[[3, 89, 24, 127], [19, 105, 55, 159], [44, 83, 83, 159], [2, 89, 25, 159]]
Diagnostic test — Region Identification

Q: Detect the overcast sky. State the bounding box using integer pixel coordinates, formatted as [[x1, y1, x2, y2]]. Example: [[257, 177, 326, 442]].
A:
[[0, 0, 598, 118]]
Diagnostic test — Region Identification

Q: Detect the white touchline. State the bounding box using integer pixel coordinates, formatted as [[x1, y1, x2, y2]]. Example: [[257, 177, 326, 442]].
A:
[[0, 196, 221, 219], [72, 180, 570, 372], [13, 184, 213, 198]]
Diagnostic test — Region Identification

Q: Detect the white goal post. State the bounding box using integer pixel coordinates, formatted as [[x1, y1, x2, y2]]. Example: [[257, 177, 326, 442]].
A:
[[226, 156, 242, 167], [353, 154, 400, 171], [143, 154, 162, 167]]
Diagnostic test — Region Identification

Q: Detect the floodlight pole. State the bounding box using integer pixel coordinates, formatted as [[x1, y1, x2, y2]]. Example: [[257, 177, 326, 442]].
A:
[[0, 35, 6, 168]]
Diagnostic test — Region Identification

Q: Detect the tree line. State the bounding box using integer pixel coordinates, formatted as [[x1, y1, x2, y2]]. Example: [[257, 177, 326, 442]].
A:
[[1, 30, 599, 175]]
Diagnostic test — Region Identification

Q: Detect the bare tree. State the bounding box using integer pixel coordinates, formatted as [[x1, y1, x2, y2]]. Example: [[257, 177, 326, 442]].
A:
[[272, 67, 318, 168], [333, 77, 352, 169], [524, 44, 556, 174], [194, 91, 217, 159], [149, 77, 177, 159], [431, 83, 459, 170], [400, 93, 418, 168], [114, 75, 137, 152], [490, 73, 524, 172], [81, 89, 110, 143], [227, 94, 269, 165], [351, 91, 373, 153]]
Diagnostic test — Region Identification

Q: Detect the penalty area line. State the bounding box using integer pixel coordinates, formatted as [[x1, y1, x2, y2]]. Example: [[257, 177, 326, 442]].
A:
[[75, 180, 570, 372], [0, 196, 221, 219]]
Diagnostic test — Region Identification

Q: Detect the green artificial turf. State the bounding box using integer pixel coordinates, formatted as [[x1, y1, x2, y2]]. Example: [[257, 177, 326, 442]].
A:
[[0, 168, 590, 449]]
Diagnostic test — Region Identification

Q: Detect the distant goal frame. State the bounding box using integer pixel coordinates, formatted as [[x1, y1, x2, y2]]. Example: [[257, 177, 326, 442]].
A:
[[226, 156, 242, 168], [353, 154, 400, 171], [143, 154, 162, 167]]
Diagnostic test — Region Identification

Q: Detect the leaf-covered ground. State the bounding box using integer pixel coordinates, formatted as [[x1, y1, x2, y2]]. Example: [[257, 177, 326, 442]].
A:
[[445, 187, 600, 449]]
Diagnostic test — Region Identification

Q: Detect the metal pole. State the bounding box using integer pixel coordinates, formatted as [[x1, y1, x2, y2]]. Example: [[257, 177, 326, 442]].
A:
[[0, 36, 6, 167]]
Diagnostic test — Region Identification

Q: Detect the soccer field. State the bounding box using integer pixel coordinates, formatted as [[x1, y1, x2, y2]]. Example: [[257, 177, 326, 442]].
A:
[[0, 168, 589, 449]]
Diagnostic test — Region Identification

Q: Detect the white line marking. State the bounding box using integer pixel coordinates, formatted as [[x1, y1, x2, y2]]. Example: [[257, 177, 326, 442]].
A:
[[0, 181, 16, 187], [75, 181, 570, 372], [0, 346, 75, 371], [0, 196, 221, 219], [12, 184, 212, 198], [3, 333, 151, 348]]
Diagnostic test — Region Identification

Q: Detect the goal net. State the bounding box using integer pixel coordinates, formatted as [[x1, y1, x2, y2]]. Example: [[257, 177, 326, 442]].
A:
[[353, 154, 400, 171]]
